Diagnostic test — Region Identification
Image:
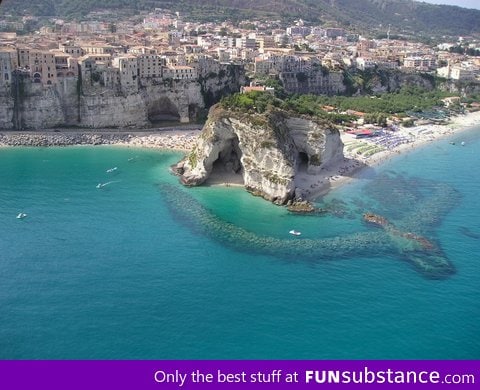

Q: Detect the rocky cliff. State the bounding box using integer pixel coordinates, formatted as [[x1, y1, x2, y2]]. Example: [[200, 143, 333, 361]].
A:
[[0, 78, 204, 130], [0, 63, 245, 130], [173, 105, 344, 204], [345, 69, 480, 96]]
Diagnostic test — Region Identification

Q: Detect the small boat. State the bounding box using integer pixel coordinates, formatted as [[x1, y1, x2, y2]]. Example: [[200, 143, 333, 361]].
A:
[[16, 213, 27, 219], [289, 230, 302, 236], [96, 180, 119, 189], [461, 141, 465, 146], [106, 167, 118, 173], [449, 141, 455, 145]]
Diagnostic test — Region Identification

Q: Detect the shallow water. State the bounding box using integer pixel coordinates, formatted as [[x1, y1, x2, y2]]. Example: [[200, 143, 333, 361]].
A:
[[0, 127, 479, 359]]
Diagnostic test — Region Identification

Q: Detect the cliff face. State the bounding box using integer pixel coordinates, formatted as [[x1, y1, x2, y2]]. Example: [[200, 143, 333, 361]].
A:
[[438, 80, 480, 96], [0, 78, 204, 130], [199, 64, 247, 107], [0, 65, 244, 130], [174, 105, 344, 204]]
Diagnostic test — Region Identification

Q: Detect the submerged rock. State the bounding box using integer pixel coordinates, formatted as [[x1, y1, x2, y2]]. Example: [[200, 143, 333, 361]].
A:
[[160, 182, 456, 279], [363, 212, 389, 227], [287, 200, 318, 214]]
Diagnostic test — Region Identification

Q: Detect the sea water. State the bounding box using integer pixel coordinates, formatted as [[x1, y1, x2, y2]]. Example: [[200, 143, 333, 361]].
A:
[[0, 128, 478, 359]]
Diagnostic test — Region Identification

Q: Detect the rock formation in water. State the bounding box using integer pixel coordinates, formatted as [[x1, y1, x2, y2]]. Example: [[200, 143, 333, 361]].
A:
[[364, 212, 436, 250], [173, 105, 344, 204], [159, 182, 457, 279]]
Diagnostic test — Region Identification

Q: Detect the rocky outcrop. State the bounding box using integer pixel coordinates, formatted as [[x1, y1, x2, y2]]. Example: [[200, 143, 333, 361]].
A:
[[0, 65, 244, 130], [173, 105, 344, 204], [438, 80, 480, 96], [363, 212, 438, 252], [199, 64, 247, 106], [1, 79, 204, 130]]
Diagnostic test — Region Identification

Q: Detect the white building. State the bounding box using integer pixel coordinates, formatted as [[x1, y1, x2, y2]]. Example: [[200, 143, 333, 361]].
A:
[[437, 63, 477, 81], [356, 57, 376, 70], [403, 56, 437, 71], [163, 65, 197, 80], [450, 65, 476, 81]]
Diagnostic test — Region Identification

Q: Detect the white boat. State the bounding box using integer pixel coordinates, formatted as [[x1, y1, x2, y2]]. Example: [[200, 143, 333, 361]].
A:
[[461, 141, 465, 146], [289, 230, 302, 236], [106, 167, 118, 173], [96, 180, 118, 189], [16, 213, 27, 219]]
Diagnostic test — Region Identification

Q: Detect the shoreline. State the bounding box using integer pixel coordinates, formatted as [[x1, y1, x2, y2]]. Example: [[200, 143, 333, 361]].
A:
[[194, 110, 480, 200], [0, 128, 201, 152], [1, 110, 479, 201], [296, 110, 480, 201]]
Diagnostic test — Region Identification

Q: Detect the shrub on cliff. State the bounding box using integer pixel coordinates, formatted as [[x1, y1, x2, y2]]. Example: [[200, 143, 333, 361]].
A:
[[220, 91, 279, 114]]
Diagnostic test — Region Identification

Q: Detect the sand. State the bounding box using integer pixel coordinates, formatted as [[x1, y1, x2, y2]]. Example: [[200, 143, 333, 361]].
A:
[[114, 130, 201, 151], [297, 110, 480, 200]]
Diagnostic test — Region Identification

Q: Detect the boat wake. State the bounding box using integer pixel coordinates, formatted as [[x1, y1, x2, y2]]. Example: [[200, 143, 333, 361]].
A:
[[96, 180, 120, 189]]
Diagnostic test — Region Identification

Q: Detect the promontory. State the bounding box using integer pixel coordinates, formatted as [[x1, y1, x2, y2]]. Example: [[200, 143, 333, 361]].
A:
[[172, 94, 344, 205]]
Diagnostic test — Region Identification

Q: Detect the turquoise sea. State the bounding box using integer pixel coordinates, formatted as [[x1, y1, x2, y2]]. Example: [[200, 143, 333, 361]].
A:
[[0, 127, 479, 359]]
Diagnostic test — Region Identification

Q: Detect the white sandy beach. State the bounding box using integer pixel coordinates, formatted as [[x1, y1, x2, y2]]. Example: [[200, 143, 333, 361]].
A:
[[296, 110, 480, 200], [114, 129, 201, 151]]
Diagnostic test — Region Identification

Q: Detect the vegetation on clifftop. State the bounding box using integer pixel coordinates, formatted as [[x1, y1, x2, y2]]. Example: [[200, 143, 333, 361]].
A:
[[220, 85, 457, 126], [220, 91, 351, 125]]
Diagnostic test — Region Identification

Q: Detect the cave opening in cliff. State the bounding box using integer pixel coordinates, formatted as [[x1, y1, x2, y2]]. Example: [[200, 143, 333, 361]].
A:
[[147, 97, 180, 123], [208, 137, 244, 185], [298, 152, 309, 173]]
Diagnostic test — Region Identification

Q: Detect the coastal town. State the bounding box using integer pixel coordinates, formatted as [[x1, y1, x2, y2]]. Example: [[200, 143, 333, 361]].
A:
[[1, 5, 480, 202], [1, 1, 480, 372], [0, 7, 479, 101]]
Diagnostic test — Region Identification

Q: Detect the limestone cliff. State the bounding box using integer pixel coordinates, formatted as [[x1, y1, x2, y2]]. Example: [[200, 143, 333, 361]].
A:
[[0, 78, 204, 130], [0, 65, 244, 130], [173, 105, 344, 204]]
